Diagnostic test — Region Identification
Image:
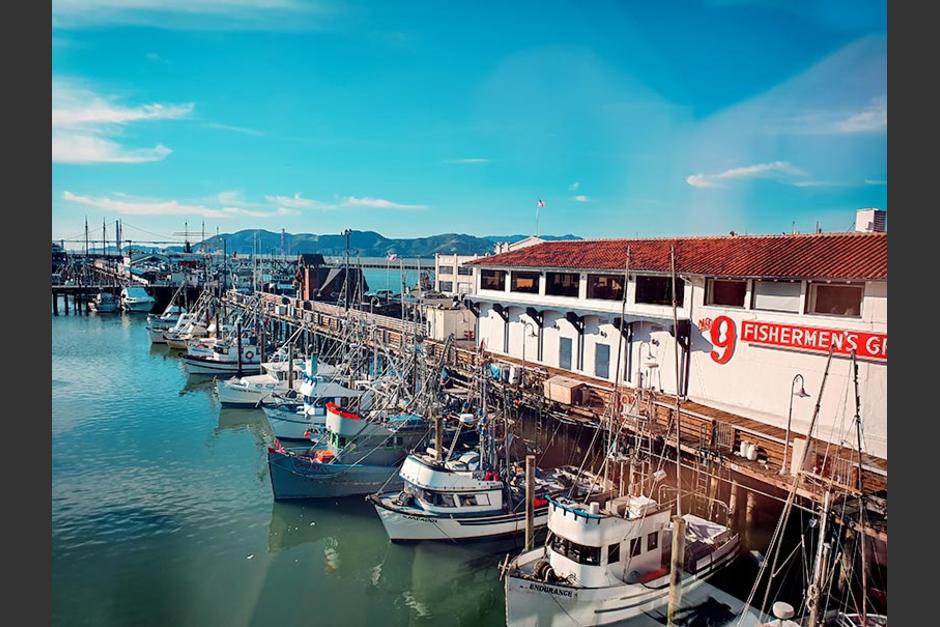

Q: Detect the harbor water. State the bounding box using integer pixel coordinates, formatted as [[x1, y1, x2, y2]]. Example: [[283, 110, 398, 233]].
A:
[[53, 309, 787, 627]]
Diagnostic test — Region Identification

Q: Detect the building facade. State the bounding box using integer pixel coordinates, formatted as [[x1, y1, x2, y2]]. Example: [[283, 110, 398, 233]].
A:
[[434, 253, 479, 296], [466, 232, 888, 460]]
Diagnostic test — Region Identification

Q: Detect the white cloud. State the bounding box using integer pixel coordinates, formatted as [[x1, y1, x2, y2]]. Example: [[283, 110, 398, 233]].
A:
[[572, 195, 590, 203], [568, 182, 580, 192], [52, 0, 326, 30], [343, 196, 428, 210], [444, 158, 488, 164], [791, 180, 839, 188], [62, 191, 298, 218], [864, 179, 887, 186], [265, 193, 338, 210], [206, 122, 265, 136], [836, 99, 887, 133], [52, 78, 192, 165], [686, 161, 804, 188]]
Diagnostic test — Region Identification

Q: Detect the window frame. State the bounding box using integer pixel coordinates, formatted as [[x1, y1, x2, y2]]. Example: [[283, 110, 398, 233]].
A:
[[545, 271, 581, 297], [629, 537, 642, 557], [806, 282, 864, 318], [510, 271, 541, 294], [480, 269, 506, 291], [647, 531, 659, 551], [457, 265, 473, 276], [438, 265, 454, 275], [751, 279, 803, 314], [586, 273, 625, 301], [438, 280, 454, 293], [705, 278, 748, 308], [634, 274, 685, 307], [607, 542, 621, 566]]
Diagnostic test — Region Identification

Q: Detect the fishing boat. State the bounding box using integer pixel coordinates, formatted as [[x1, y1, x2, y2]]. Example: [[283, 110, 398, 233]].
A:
[[120, 286, 156, 313], [216, 357, 306, 407], [261, 357, 368, 440], [146, 305, 186, 343], [89, 291, 119, 313], [164, 315, 209, 349], [182, 336, 264, 376], [267, 402, 430, 500], [502, 493, 740, 625]]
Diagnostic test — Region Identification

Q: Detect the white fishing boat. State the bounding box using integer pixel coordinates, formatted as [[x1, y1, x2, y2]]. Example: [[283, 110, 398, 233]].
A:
[[261, 356, 367, 440], [163, 315, 209, 349], [216, 357, 307, 407], [502, 494, 740, 625], [89, 291, 119, 313], [120, 286, 156, 313], [146, 304, 186, 343], [182, 340, 263, 375]]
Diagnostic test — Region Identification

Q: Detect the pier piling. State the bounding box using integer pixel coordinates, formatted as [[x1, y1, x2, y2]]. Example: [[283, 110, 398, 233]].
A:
[[745, 490, 757, 549], [53, 292, 59, 316]]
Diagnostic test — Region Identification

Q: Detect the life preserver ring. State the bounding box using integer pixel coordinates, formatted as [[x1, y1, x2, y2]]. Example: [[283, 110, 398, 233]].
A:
[[244, 350, 254, 360]]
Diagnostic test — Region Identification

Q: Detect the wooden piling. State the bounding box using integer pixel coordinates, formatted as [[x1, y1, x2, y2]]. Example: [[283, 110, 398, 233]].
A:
[[745, 491, 757, 549], [64, 292, 70, 315], [53, 291, 59, 316], [667, 515, 687, 626], [727, 479, 738, 528], [525, 454, 535, 552]]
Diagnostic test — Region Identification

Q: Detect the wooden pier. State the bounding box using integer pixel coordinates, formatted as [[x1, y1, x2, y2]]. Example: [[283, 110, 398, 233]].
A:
[[224, 290, 888, 543]]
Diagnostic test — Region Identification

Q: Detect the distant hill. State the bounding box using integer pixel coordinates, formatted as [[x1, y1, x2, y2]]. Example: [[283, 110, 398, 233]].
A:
[[189, 230, 582, 256], [482, 234, 581, 243]]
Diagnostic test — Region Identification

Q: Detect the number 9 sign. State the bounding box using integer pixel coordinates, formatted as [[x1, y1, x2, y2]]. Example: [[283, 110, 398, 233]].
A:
[[709, 315, 737, 364]]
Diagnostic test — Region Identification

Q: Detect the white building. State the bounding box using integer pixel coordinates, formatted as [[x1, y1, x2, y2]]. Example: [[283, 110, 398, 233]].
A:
[[466, 231, 888, 460], [434, 253, 479, 296]]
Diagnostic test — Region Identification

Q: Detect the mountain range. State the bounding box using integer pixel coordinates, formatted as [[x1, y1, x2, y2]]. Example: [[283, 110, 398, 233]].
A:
[[187, 230, 580, 256]]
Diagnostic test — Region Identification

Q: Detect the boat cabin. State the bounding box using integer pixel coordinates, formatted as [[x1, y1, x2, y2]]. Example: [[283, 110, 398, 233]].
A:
[[545, 495, 671, 588], [398, 453, 505, 515]]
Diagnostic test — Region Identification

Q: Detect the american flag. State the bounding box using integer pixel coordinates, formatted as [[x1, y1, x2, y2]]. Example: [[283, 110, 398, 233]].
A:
[[537, 199, 545, 208]]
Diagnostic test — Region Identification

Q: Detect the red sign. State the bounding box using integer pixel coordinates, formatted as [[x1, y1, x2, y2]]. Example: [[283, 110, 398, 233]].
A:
[[698, 316, 887, 363], [740, 320, 887, 361]]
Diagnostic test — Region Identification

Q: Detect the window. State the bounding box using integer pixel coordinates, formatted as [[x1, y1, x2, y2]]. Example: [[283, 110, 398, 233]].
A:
[[439, 281, 454, 292], [595, 344, 610, 379], [458, 493, 490, 506], [550, 535, 601, 565], [546, 272, 580, 297], [752, 280, 802, 313], [511, 271, 540, 293], [457, 266, 474, 276], [480, 269, 506, 291], [629, 537, 642, 557], [559, 337, 573, 370], [587, 274, 624, 301], [809, 283, 863, 317], [635, 275, 684, 307], [607, 543, 620, 565], [438, 265, 453, 275], [647, 532, 659, 551], [707, 279, 747, 307]]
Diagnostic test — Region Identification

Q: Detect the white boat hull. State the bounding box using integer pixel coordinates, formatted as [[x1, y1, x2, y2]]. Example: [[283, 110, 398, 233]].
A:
[[90, 302, 119, 313], [372, 498, 550, 542], [182, 357, 263, 376], [263, 406, 326, 440], [122, 300, 155, 313], [216, 380, 299, 407], [504, 537, 740, 626]]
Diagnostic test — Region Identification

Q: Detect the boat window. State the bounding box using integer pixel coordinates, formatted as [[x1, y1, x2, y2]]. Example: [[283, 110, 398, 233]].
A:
[[647, 531, 659, 551], [550, 535, 601, 566], [425, 491, 456, 507], [313, 398, 327, 408], [629, 537, 642, 557], [458, 494, 478, 506], [607, 543, 620, 565]]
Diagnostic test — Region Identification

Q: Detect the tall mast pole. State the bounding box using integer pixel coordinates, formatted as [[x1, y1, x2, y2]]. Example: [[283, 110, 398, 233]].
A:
[[851, 350, 869, 623], [670, 244, 682, 517]]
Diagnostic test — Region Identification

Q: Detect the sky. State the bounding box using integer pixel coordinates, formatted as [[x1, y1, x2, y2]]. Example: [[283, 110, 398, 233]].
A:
[[52, 0, 887, 247]]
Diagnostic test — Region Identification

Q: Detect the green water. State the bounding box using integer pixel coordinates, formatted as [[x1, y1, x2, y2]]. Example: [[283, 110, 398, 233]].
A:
[[52, 310, 774, 627]]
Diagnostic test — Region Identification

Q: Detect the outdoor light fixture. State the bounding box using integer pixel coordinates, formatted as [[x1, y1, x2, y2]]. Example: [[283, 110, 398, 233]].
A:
[[780, 374, 811, 475]]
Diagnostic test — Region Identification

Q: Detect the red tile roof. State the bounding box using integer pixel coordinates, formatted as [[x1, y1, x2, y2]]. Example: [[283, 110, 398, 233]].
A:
[[468, 232, 887, 280]]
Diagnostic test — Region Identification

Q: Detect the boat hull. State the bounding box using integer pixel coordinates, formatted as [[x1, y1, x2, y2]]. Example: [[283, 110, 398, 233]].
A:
[[216, 380, 288, 407], [268, 449, 403, 499], [372, 497, 550, 542], [90, 303, 119, 313], [122, 300, 155, 313], [262, 406, 325, 440], [183, 356, 263, 376], [504, 537, 740, 626]]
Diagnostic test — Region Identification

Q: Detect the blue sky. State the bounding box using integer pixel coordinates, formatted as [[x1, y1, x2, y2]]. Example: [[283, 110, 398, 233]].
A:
[[52, 0, 887, 246]]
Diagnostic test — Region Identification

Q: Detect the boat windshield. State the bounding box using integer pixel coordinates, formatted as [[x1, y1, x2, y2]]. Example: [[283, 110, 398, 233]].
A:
[[549, 534, 601, 565]]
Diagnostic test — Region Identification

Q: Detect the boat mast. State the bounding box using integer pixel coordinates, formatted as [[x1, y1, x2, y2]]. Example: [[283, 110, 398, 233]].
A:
[[806, 489, 832, 627], [851, 349, 869, 623], [670, 244, 682, 517]]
